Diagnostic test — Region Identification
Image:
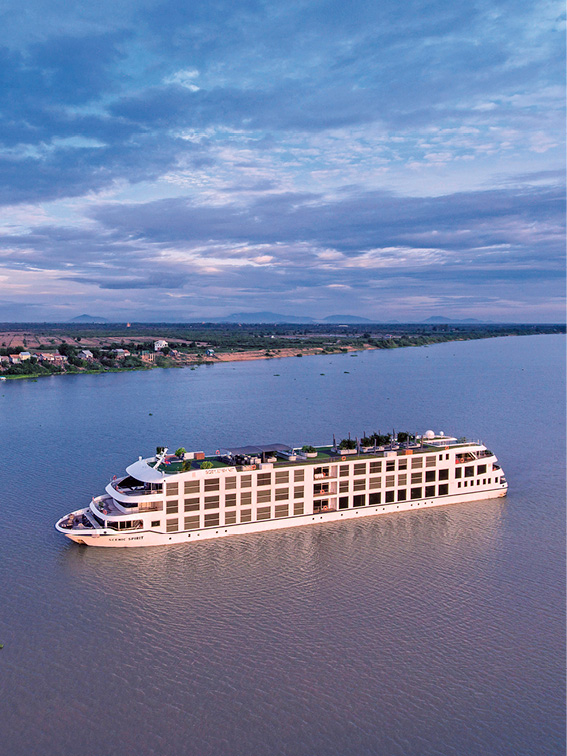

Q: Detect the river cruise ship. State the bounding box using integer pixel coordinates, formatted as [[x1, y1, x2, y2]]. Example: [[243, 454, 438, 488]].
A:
[[55, 431, 507, 547]]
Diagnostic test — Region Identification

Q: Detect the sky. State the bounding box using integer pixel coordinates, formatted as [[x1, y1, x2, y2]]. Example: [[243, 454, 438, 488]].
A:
[[0, 0, 564, 322]]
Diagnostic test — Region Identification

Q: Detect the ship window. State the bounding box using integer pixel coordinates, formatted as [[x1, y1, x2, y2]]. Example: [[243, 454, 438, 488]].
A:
[[353, 463, 367, 476], [240, 475, 252, 488], [385, 490, 395, 503], [339, 480, 349, 493], [385, 475, 395, 487], [426, 456, 436, 467], [275, 487, 289, 501], [225, 493, 237, 507], [225, 511, 237, 525], [166, 500, 179, 514], [438, 484, 449, 495], [398, 459, 408, 470], [477, 464, 487, 475], [369, 461, 382, 474], [339, 465, 350, 477], [369, 476, 381, 489], [410, 487, 422, 500], [353, 494, 366, 507], [294, 469, 305, 482], [166, 482, 179, 496], [464, 466, 474, 478], [397, 489, 407, 502], [240, 491, 252, 505], [338, 496, 349, 509], [294, 486, 304, 499], [257, 506, 271, 520], [275, 504, 288, 518], [411, 457, 423, 468], [425, 470, 436, 482], [166, 518, 178, 532], [411, 472, 422, 484], [184, 480, 200, 494], [293, 502, 304, 515], [369, 492, 381, 505], [457, 481, 462, 488], [204, 478, 220, 491], [386, 460, 396, 471], [275, 471, 289, 484], [439, 469, 449, 481], [425, 485, 435, 497], [204, 495, 220, 509], [184, 515, 200, 530], [204, 513, 219, 527], [257, 489, 271, 503], [398, 474, 407, 486], [225, 476, 237, 489], [257, 473, 272, 487], [353, 478, 366, 491], [314, 466, 329, 478], [240, 509, 252, 523], [454, 467, 462, 479], [151, 520, 160, 528]]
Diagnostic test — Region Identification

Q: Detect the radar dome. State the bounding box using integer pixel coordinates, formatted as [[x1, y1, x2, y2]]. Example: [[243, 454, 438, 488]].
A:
[[424, 430, 435, 439]]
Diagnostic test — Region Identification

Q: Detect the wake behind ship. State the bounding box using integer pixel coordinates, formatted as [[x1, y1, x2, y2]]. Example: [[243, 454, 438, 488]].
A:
[[55, 431, 507, 547]]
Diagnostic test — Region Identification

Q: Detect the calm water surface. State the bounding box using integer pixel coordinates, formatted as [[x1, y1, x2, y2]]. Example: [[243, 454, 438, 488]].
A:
[[0, 335, 564, 755]]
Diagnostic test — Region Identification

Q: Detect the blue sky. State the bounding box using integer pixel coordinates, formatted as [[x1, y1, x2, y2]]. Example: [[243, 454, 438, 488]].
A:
[[0, 0, 564, 322]]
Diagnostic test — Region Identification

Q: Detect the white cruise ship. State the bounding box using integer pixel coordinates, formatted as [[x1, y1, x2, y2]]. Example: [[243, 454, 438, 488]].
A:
[[55, 431, 507, 547]]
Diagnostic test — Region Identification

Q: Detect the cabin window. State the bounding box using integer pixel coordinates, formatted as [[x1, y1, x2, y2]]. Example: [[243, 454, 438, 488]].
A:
[[257, 506, 271, 520], [398, 459, 408, 470], [353, 494, 366, 507], [410, 487, 422, 500], [204, 478, 220, 491], [240, 491, 252, 506], [385, 490, 395, 503], [411, 457, 423, 468], [275, 471, 289, 484], [439, 469, 449, 480], [369, 477, 381, 489], [184, 515, 200, 530], [204, 513, 219, 527], [151, 520, 160, 528], [240, 475, 252, 488], [411, 472, 422, 484], [425, 470, 436, 482], [225, 493, 237, 507], [477, 464, 487, 475], [386, 460, 396, 471], [257, 473, 272, 487], [464, 466, 474, 478], [166, 499, 179, 514], [225, 511, 237, 525], [184, 498, 200, 511], [275, 487, 289, 501], [225, 477, 237, 489], [353, 463, 367, 476], [293, 502, 304, 515], [240, 509, 252, 523], [398, 474, 407, 486], [294, 486, 304, 499], [426, 456, 437, 467], [351, 478, 364, 491], [339, 465, 350, 477], [369, 492, 381, 505], [294, 469, 305, 482], [314, 466, 329, 478], [166, 518, 178, 533], [257, 489, 271, 503], [438, 484, 449, 495], [166, 482, 179, 496], [397, 489, 407, 502], [339, 480, 349, 493], [425, 485, 435, 497], [204, 495, 219, 509], [385, 475, 395, 488], [338, 496, 349, 509], [184, 480, 200, 494], [275, 504, 288, 518]]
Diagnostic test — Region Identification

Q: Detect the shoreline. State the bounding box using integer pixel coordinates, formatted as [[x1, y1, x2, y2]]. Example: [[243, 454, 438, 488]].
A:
[[1, 332, 564, 382]]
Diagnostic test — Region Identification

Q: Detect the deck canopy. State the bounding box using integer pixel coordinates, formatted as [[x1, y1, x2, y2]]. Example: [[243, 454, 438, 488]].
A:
[[126, 459, 166, 482], [223, 443, 291, 456]]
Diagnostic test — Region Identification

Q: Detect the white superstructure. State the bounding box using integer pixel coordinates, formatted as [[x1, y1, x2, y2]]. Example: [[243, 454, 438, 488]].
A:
[[55, 433, 508, 547]]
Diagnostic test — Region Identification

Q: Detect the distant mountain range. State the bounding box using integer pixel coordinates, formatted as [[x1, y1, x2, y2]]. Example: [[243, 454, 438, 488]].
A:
[[69, 314, 109, 323], [422, 316, 485, 324]]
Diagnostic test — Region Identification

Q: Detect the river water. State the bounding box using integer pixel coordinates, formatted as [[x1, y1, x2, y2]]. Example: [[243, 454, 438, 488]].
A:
[[0, 335, 564, 755]]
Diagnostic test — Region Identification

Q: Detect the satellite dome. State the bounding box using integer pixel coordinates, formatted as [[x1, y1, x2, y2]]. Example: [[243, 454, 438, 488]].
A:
[[424, 430, 435, 439]]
